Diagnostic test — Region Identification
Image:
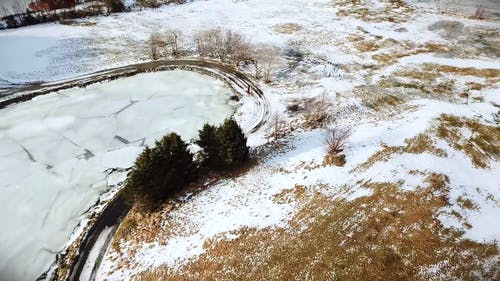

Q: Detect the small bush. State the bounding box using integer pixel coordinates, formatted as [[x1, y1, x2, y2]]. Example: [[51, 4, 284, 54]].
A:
[[303, 91, 331, 128], [149, 31, 165, 60], [124, 132, 196, 206], [104, 0, 126, 13], [266, 113, 286, 141], [196, 119, 249, 170], [165, 30, 182, 57], [472, 6, 485, 20], [323, 153, 346, 167], [322, 126, 351, 155]]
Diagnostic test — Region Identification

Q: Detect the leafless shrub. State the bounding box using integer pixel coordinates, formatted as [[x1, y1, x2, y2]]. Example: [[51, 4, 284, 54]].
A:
[[266, 113, 286, 141], [253, 45, 280, 83], [195, 29, 253, 65], [472, 6, 485, 20], [165, 30, 182, 58], [303, 91, 332, 128], [322, 126, 351, 155], [149, 31, 165, 60]]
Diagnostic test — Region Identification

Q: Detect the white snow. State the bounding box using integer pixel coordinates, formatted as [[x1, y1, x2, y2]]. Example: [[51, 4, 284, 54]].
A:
[[80, 226, 115, 281], [0, 0, 499, 279], [0, 70, 234, 281]]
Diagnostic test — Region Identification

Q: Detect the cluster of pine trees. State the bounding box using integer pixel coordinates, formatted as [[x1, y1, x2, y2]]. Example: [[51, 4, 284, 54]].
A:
[[196, 119, 248, 170], [124, 118, 248, 207]]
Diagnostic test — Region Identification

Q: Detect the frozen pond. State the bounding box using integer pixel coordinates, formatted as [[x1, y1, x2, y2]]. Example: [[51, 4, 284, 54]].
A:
[[0, 70, 234, 281]]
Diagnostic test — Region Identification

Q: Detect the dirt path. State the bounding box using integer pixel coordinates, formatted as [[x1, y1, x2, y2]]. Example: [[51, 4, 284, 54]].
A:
[[0, 59, 270, 133]]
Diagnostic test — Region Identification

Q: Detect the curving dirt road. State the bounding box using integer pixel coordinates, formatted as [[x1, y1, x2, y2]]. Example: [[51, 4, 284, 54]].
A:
[[2, 59, 270, 281], [0, 59, 270, 134]]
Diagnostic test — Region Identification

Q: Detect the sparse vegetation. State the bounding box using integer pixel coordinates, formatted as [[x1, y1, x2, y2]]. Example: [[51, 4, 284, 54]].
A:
[[303, 91, 332, 128], [266, 113, 286, 141], [253, 45, 280, 83], [148, 31, 165, 60], [436, 114, 500, 168], [164, 30, 182, 58], [136, 0, 186, 9], [472, 6, 486, 20], [322, 126, 351, 156], [133, 175, 499, 280], [322, 126, 350, 167]]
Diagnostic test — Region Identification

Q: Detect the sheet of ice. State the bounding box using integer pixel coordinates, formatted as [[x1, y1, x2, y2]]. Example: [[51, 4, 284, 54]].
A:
[[0, 24, 94, 85], [0, 70, 233, 281]]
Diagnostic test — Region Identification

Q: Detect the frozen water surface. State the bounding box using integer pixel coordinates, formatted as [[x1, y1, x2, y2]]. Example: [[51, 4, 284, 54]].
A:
[[0, 70, 234, 281]]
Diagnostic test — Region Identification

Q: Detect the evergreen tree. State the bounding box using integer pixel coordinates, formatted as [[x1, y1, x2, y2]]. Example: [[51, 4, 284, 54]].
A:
[[125, 133, 195, 206], [215, 119, 249, 169], [196, 119, 248, 170], [196, 123, 218, 166]]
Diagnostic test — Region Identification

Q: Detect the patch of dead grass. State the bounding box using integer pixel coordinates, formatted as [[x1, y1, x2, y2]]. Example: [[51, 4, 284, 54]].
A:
[[272, 23, 303, 34], [273, 184, 309, 204], [436, 114, 500, 168], [426, 64, 500, 79], [134, 174, 499, 280], [336, 0, 413, 23], [353, 133, 447, 172]]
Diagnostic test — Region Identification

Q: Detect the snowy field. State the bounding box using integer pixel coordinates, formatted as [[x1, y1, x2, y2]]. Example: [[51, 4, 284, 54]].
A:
[[0, 70, 233, 281], [0, 0, 499, 279]]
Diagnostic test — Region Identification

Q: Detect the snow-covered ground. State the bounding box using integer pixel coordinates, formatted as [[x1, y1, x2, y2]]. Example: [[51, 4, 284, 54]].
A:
[[0, 0, 499, 279], [0, 70, 233, 281]]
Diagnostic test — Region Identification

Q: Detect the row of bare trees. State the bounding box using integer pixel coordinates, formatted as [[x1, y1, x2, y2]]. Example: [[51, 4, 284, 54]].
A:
[[149, 30, 183, 60], [194, 29, 252, 65], [148, 28, 280, 84]]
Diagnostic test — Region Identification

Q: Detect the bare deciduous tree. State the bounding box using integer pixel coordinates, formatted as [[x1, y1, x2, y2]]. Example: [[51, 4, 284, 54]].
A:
[[149, 31, 165, 60], [253, 45, 279, 83], [194, 29, 252, 65], [165, 30, 182, 58], [266, 113, 286, 141]]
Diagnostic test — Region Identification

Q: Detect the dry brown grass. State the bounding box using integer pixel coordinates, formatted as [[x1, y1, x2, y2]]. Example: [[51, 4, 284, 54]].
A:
[[365, 93, 404, 110], [354, 133, 447, 172], [467, 82, 485, 91], [323, 153, 347, 167], [336, 0, 413, 23], [354, 85, 406, 112], [354, 115, 498, 172], [371, 42, 449, 65], [376, 75, 457, 99], [436, 114, 500, 168], [352, 38, 379, 52], [273, 184, 309, 204], [424, 64, 500, 80], [134, 174, 499, 280], [272, 23, 303, 34]]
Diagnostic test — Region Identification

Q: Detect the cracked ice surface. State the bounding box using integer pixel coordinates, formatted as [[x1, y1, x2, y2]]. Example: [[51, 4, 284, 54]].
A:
[[0, 70, 234, 281]]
